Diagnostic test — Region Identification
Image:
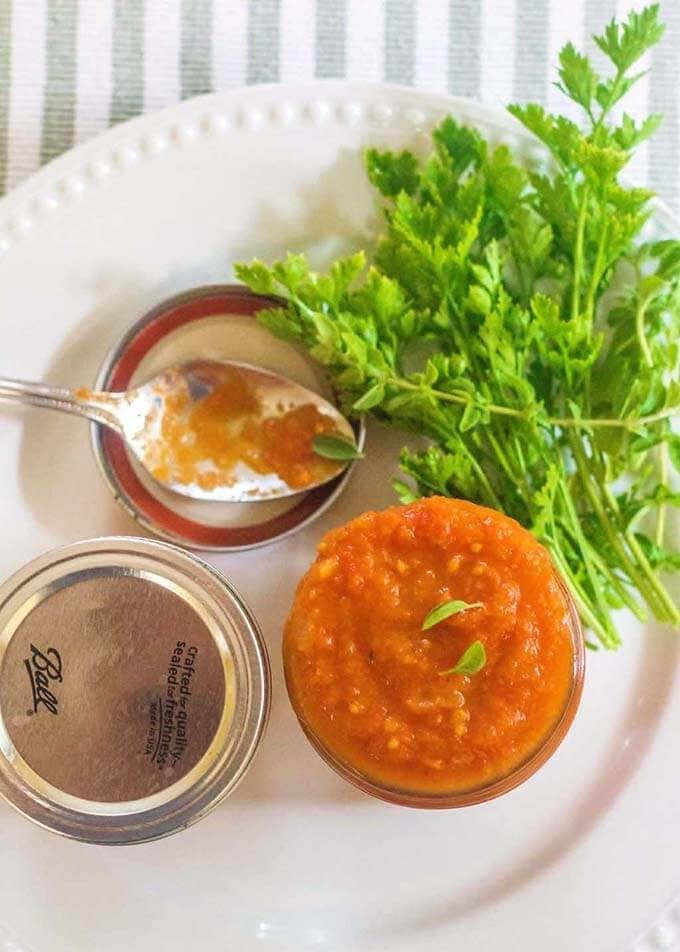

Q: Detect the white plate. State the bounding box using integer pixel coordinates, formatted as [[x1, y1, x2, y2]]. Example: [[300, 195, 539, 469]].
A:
[[0, 82, 678, 952]]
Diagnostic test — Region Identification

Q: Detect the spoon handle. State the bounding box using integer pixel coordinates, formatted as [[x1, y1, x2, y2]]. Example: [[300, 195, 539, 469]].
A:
[[0, 377, 124, 432]]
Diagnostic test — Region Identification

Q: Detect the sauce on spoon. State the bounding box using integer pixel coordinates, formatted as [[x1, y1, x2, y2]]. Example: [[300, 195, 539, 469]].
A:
[[144, 364, 343, 494]]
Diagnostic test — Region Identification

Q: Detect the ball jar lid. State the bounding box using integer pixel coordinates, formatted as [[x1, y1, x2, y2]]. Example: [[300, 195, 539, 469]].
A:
[[0, 537, 270, 844]]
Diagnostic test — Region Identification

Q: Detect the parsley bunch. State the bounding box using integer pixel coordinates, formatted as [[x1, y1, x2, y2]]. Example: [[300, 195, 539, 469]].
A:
[[236, 5, 679, 648]]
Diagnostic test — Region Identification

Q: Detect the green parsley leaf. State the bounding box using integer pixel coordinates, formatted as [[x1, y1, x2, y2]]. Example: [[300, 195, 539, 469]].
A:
[[594, 5, 664, 73], [392, 478, 420, 504], [366, 148, 420, 197], [353, 381, 386, 412], [238, 5, 680, 648], [556, 43, 598, 113]]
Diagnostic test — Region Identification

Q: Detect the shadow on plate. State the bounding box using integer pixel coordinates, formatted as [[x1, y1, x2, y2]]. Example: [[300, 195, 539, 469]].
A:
[[16, 274, 155, 542], [366, 623, 680, 943], [247, 146, 380, 267]]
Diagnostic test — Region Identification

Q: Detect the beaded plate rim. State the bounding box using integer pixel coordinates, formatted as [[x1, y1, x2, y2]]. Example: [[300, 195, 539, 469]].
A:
[[0, 80, 677, 952]]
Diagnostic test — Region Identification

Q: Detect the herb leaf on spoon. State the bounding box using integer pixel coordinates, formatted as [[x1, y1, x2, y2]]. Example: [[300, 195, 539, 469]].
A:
[[312, 433, 363, 461]]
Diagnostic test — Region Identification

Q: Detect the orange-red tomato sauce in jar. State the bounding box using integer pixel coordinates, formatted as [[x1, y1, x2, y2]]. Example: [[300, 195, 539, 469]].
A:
[[284, 496, 582, 801]]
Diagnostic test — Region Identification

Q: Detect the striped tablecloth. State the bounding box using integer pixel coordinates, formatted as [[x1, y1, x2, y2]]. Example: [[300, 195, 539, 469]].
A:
[[0, 0, 678, 210]]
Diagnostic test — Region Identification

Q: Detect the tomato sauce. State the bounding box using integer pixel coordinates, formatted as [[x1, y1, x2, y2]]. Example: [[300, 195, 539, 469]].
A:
[[284, 496, 579, 796], [145, 366, 341, 492]]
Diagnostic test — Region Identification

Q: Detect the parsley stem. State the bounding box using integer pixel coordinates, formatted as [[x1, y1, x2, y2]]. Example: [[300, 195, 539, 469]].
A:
[[592, 439, 677, 620], [547, 543, 616, 648], [558, 514, 646, 622], [549, 408, 678, 429], [574, 434, 678, 623], [656, 442, 668, 546], [390, 378, 677, 430], [557, 480, 621, 643], [591, 65, 627, 139], [567, 431, 665, 617], [581, 539, 647, 622], [390, 378, 526, 419], [570, 189, 589, 321], [635, 291, 656, 367], [456, 434, 503, 510], [585, 217, 610, 322], [626, 525, 680, 622], [487, 428, 522, 488], [607, 468, 680, 623]]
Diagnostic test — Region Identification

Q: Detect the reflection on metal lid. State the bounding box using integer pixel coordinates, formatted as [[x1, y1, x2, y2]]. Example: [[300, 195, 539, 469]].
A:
[[0, 537, 270, 844]]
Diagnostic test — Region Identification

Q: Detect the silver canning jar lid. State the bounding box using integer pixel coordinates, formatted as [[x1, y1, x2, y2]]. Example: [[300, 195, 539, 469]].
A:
[[0, 537, 270, 845]]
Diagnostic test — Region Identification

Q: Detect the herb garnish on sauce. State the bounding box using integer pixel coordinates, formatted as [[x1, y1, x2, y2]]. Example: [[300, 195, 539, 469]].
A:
[[440, 640, 487, 677], [422, 599, 484, 630]]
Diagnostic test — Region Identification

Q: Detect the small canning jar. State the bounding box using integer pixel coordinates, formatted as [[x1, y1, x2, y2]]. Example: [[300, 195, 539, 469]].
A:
[[283, 497, 586, 808]]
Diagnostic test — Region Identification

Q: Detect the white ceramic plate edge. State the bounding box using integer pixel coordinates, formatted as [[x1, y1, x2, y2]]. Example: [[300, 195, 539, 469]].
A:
[[0, 81, 677, 952]]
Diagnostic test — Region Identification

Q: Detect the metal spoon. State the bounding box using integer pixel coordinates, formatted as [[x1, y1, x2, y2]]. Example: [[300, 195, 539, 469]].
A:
[[0, 359, 359, 501]]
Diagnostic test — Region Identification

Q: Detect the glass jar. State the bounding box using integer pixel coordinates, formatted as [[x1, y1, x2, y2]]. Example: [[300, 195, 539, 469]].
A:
[[285, 573, 585, 809]]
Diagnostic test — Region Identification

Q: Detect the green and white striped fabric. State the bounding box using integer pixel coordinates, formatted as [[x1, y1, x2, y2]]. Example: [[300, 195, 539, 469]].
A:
[[0, 0, 678, 208]]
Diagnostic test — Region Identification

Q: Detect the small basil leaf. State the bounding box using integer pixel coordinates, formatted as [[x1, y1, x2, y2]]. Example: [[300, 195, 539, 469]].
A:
[[439, 640, 487, 677], [421, 599, 483, 630], [312, 434, 364, 461]]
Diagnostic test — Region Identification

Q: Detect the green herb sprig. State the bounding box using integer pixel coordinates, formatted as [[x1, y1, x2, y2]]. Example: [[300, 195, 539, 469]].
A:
[[440, 641, 487, 677], [236, 5, 679, 648]]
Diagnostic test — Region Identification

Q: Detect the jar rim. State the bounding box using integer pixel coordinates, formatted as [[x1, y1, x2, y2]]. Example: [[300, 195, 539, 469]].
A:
[[284, 571, 585, 809]]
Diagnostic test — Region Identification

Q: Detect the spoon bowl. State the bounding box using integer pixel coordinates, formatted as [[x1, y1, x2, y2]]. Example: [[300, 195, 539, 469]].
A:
[[0, 360, 359, 502]]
